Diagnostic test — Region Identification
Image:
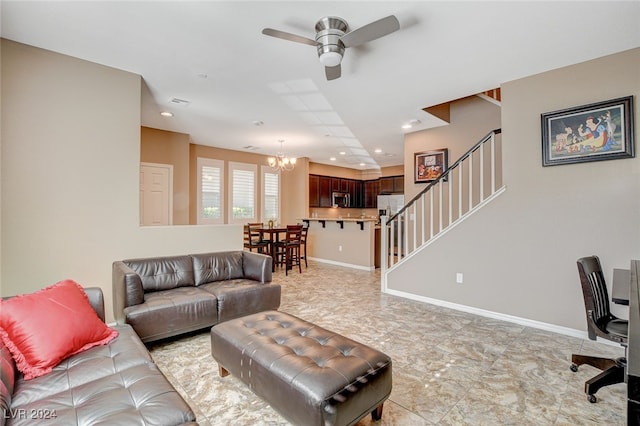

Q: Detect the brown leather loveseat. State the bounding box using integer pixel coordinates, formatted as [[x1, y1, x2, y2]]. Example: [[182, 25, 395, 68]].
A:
[[112, 250, 281, 343], [0, 287, 197, 426]]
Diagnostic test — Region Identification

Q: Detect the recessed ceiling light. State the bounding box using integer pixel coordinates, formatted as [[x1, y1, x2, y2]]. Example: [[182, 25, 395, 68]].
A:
[[160, 111, 173, 117], [374, 148, 382, 153], [330, 157, 336, 161], [402, 118, 422, 129], [359, 162, 366, 166], [339, 151, 346, 155]]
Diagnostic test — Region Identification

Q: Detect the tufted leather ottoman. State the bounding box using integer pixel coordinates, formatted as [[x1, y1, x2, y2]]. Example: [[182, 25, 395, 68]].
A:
[[210, 310, 392, 426]]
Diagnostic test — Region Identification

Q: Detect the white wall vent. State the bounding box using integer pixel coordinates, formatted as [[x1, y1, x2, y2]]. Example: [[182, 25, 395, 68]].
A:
[[169, 98, 190, 107]]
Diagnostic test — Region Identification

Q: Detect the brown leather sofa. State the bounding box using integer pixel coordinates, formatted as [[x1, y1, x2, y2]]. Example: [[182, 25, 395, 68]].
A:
[[0, 288, 197, 426], [112, 250, 281, 343]]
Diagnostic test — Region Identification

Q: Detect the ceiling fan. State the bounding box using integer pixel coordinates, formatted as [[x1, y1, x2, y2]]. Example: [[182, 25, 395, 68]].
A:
[[262, 15, 400, 81]]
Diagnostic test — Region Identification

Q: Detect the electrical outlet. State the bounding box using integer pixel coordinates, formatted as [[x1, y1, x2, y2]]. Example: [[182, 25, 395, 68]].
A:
[[456, 273, 463, 284], [339, 245, 343, 252]]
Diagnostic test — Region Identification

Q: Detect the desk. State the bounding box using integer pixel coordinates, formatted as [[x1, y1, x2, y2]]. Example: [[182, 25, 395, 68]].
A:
[[628, 260, 640, 424], [613, 268, 631, 305], [259, 227, 286, 271]]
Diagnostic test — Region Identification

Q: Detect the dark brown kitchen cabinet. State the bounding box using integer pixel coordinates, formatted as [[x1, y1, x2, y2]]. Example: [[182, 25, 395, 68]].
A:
[[348, 179, 363, 208], [319, 176, 332, 207], [309, 174, 402, 208], [379, 177, 394, 194], [393, 176, 404, 193], [379, 175, 404, 194], [309, 174, 335, 207], [309, 175, 320, 207], [331, 178, 348, 193], [364, 180, 379, 208]]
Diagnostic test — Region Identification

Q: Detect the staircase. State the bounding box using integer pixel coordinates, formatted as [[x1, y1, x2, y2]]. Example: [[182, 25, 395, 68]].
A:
[[380, 129, 505, 288]]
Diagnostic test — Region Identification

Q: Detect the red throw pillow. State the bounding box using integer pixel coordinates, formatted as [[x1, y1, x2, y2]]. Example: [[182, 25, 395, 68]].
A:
[[0, 279, 118, 380]]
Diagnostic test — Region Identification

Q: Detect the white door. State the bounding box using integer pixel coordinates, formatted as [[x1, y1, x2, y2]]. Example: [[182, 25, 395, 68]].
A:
[[140, 163, 173, 226]]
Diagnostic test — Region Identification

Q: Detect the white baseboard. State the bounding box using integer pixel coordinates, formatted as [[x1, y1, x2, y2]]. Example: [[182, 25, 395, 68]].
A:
[[384, 287, 601, 342], [308, 257, 375, 271]]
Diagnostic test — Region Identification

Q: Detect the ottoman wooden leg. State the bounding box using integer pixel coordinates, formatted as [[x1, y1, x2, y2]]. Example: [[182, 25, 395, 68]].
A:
[[218, 365, 229, 377], [372, 403, 384, 421]]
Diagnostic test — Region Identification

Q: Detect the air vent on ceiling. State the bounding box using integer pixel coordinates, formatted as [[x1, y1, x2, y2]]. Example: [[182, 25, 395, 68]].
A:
[[243, 145, 261, 151], [169, 98, 190, 107]]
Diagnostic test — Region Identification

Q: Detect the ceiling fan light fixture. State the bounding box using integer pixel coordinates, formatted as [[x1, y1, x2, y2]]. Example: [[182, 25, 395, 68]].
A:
[[319, 51, 342, 67], [262, 14, 399, 81]]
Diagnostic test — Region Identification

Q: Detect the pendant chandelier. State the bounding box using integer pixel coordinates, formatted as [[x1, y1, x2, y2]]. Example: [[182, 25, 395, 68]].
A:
[[267, 140, 296, 172]]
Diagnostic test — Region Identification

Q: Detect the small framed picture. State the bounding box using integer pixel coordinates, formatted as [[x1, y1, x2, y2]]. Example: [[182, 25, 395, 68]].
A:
[[414, 149, 448, 183], [541, 96, 634, 166]]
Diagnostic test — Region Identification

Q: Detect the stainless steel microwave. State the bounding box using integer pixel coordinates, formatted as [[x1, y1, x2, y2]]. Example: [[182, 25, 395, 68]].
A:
[[332, 192, 350, 208]]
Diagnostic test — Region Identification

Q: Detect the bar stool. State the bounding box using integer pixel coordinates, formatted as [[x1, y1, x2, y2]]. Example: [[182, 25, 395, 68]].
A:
[[300, 223, 309, 268], [274, 225, 303, 275], [243, 223, 270, 255]]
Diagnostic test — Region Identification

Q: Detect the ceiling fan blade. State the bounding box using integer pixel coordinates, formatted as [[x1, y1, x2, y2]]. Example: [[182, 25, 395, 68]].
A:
[[262, 28, 317, 46], [340, 15, 400, 48], [325, 64, 341, 81]]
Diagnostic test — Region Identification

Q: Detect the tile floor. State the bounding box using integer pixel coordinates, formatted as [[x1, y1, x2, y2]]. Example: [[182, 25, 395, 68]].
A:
[[148, 262, 626, 425]]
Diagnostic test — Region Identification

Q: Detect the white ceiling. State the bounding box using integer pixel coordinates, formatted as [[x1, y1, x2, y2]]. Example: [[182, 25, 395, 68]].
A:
[[2, 1, 639, 169]]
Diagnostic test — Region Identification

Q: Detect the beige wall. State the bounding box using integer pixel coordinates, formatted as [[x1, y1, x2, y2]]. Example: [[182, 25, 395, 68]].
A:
[[309, 163, 363, 179], [1, 40, 241, 323], [281, 158, 310, 225], [388, 48, 640, 333], [404, 96, 502, 200], [309, 162, 403, 180], [306, 221, 375, 269], [140, 126, 191, 224]]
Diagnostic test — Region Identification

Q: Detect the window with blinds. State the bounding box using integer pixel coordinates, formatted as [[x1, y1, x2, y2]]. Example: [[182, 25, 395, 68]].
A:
[[262, 168, 280, 222], [229, 162, 257, 223], [197, 158, 224, 224]]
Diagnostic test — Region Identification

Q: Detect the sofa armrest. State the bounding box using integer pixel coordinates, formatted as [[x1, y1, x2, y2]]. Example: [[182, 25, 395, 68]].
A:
[[0, 339, 15, 426], [83, 287, 106, 323], [242, 251, 272, 283], [112, 261, 144, 324]]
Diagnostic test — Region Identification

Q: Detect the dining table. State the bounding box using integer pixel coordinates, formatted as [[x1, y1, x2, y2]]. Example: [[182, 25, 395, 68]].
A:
[[258, 226, 287, 271]]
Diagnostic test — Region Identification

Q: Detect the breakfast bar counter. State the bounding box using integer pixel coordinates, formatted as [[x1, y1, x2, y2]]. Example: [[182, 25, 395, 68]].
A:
[[301, 217, 377, 270]]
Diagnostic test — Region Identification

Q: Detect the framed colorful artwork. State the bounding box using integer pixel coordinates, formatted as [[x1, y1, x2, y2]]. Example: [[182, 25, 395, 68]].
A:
[[414, 149, 448, 183], [541, 96, 634, 166]]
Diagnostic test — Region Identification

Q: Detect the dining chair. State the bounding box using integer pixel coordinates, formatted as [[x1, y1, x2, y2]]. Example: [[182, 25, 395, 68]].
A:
[[300, 223, 309, 268], [273, 225, 303, 275], [243, 223, 270, 255], [570, 255, 628, 403]]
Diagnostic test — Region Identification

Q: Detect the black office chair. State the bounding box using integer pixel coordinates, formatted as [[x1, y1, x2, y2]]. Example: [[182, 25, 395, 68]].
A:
[[570, 255, 628, 403]]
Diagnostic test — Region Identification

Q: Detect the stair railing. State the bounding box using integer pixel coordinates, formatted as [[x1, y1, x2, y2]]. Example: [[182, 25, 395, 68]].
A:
[[381, 129, 504, 283]]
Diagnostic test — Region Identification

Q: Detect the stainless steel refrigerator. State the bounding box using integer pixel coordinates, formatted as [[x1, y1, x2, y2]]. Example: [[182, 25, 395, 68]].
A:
[[377, 194, 405, 217]]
